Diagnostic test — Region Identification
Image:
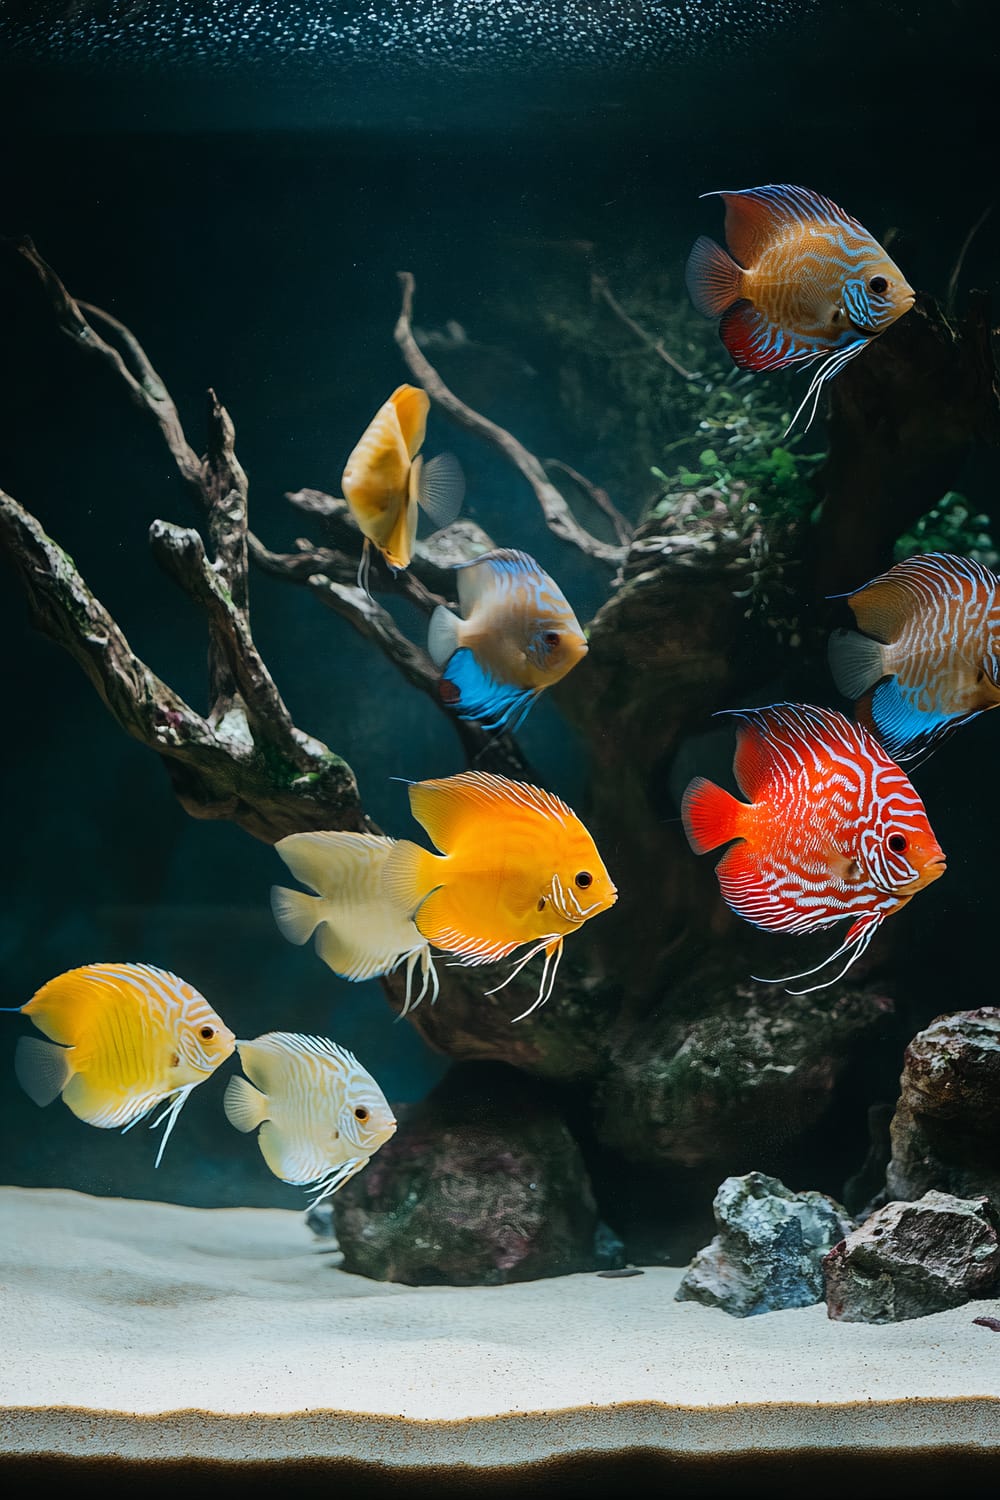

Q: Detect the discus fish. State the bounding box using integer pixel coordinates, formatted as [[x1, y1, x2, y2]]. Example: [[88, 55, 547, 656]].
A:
[[685, 184, 915, 433], [828, 552, 1000, 765], [681, 703, 946, 993], [382, 770, 617, 1020], [8, 962, 235, 1165], [223, 1031, 396, 1207], [341, 383, 465, 590], [427, 548, 588, 734], [270, 830, 439, 1015]]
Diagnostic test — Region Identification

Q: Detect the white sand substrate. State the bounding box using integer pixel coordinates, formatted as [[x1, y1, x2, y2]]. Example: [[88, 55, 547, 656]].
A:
[[0, 1186, 998, 1468]]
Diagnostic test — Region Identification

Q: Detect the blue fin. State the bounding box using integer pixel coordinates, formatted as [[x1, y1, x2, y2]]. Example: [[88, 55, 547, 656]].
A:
[[439, 648, 537, 734], [867, 677, 967, 763]]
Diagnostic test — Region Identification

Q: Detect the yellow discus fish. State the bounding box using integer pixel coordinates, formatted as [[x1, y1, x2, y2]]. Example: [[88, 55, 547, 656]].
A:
[[382, 770, 618, 1020], [10, 962, 236, 1165], [270, 830, 439, 1015], [223, 1031, 397, 1207], [341, 382, 465, 589]]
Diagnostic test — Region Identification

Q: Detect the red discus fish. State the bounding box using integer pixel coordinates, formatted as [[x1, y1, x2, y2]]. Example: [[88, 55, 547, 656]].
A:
[[685, 184, 915, 433], [681, 703, 946, 993], [828, 551, 1000, 765]]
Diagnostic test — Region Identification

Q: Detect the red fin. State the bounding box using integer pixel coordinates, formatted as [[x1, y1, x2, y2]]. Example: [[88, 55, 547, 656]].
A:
[[684, 235, 744, 318], [715, 184, 855, 265], [718, 301, 791, 371], [730, 717, 776, 801], [714, 842, 784, 932], [681, 777, 747, 855]]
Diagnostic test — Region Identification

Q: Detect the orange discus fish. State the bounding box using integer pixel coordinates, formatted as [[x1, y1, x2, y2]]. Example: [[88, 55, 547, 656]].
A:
[[382, 770, 617, 1020], [341, 382, 465, 591], [685, 184, 915, 433], [829, 551, 1000, 765], [8, 962, 236, 1165], [682, 703, 946, 993]]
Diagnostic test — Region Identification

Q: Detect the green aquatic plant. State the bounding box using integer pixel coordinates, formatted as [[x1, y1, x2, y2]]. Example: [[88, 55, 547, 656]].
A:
[[644, 375, 824, 639], [894, 490, 997, 568]]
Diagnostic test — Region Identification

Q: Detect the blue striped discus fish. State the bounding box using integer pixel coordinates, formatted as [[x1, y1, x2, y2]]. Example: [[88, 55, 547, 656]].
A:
[[9, 962, 236, 1165], [427, 548, 588, 734], [681, 703, 946, 993], [829, 552, 1000, 765], [223, 1032, 397, 1208], [685, 184, 915, 433]]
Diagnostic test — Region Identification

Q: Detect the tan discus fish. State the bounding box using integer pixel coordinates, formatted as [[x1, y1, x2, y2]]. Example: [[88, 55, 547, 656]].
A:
[[270, 830, 439, 1015], [223, 1031, 397, 1207], [828, 551, 1000, 765], [428, 548, 589, 734], [9, 962, 236, 1165], [341, 382, 465, 590], [686, 183, 915, 433]]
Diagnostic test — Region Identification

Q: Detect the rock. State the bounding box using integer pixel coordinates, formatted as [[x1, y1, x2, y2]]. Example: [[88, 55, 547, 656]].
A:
[[333, 1062, 607, 1286], [886, 1007, 1000, 1206], [823, 1190, 1000, 1323], [674, 1171, 853, 1317], [595, 977, 892, 1171]]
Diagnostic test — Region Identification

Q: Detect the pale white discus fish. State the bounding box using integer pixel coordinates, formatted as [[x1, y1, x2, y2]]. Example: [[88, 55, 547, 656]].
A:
[[223, 1031, 397, 1208], [270, 830, 440, 1015]]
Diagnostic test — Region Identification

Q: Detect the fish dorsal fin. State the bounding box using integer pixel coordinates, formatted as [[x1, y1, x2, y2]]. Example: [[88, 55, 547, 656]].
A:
[[848, 575, 918, 644], [454, 548, 539, 615], [21, 963, 137, 1045], [725, 702, 846, 801], [237, 1032, 357, 1094], [389, 384, 430, 459], [273, 831, 394, 898], [710, 184, 861, 266], [408, 771, 573, 853]]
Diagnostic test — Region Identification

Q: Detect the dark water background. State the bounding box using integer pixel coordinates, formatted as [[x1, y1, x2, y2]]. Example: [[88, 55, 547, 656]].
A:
[[1, 0, 998, 1212]]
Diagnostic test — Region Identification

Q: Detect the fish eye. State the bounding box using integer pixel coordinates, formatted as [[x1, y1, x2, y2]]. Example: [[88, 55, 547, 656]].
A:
[[354, 1106, 369, 1122], [869, 275, 889, 295], [199, 1026, 216, 1040], [543, 630, 561, 649], [887, 833, 908, 853], [574, 871, 593, 889]]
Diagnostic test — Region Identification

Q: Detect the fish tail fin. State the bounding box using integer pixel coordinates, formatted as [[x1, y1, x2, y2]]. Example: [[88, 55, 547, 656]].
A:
[[685, 235, 745, 318], [381, 839, 442, 922], [427, 603, 463, 667], [828, 628, 887, 702], [223, 1074, 269, 1134], [270, 885, 323, 947], [14, 1035, 73, 1108], [413, 452, 465, 529], [681, 777, 746, 854]]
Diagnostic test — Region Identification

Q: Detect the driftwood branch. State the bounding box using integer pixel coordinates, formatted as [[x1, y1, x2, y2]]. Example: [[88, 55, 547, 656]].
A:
[[0, 487, 366, 842], [543, 458, 634, 546], [3, 236, 523, 767], [394, 270, 625, 566], [590, 272, 701, 382]]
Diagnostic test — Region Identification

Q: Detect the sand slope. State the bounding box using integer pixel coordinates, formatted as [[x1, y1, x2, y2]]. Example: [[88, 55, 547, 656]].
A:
[[0, 1186, 998, 1469]]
